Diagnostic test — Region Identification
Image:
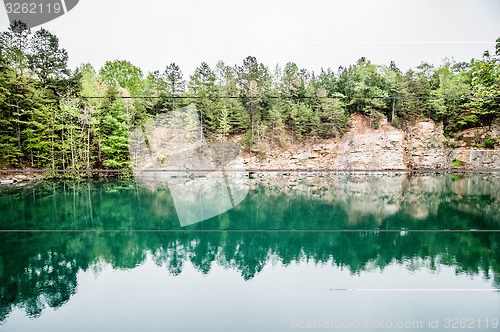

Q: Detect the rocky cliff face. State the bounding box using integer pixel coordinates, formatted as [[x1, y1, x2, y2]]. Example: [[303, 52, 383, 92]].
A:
[[242, 114, 500, 170], [333, 115, 407, 169], [406, 120, 500, 169]]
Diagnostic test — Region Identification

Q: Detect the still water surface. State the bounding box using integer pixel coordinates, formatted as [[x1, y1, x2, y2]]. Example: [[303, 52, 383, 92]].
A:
[[0, 172, 499, 331]]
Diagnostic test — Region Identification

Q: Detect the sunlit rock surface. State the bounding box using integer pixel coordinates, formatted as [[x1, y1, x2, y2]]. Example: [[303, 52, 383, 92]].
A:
[[243, 115, 500, 170]]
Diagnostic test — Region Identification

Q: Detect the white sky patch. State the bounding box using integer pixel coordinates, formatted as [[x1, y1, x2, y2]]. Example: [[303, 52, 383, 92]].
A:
[[0, 0, 499, 76]]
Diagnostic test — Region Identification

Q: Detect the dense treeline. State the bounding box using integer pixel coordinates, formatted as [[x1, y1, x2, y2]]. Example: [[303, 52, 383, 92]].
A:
[[0, 21, 499, 169]]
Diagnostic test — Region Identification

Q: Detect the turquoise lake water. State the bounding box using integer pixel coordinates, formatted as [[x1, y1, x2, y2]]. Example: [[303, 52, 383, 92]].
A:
[[0, 172, 499, 331]]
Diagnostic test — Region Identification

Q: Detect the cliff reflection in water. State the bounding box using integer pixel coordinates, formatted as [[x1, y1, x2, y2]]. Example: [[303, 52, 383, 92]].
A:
[[0, 172, 499, 322]]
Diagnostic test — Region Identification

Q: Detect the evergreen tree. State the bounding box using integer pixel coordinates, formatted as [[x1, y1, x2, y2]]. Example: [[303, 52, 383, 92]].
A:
[[187, 62, 219, 133], [216, 105, 230, 141], [267, 102, 286, 147], [28, 28, 69, 88], [163, 63, 185, 110], [99, 87, 130, 169], [316, 88, 346, 137]]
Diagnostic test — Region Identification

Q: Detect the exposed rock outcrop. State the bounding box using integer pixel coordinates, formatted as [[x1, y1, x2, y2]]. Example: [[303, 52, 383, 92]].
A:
[[0, 171, 42, 185], [333, 115, 406, 169], [242, 115, 500, 170]]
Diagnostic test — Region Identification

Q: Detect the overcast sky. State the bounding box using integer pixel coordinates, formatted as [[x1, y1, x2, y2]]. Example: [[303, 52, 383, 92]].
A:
[[1, 0, 499, 76]]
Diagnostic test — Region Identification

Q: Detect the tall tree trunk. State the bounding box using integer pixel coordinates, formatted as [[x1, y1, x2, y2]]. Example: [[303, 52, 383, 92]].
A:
[[30, 140, 33, 167], [15, 102, 22, 165], [392, 97, 395, 123], [87, 126, 90, 169], [61, 129, 65, 170], [172, 83, 175, 110], [51, 113, 55, 170], [70, 120, 75, 169], [250, 101, 254, 145]]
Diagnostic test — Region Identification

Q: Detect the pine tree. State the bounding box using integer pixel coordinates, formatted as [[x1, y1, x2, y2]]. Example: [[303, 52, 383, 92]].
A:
[[268, 103, 285, 147], [98, 87, 130, 169], [217, 105, 230, 141], [163, 63, 185, 110], [316, 89, 346, 137], [28, 28, 69, 87]]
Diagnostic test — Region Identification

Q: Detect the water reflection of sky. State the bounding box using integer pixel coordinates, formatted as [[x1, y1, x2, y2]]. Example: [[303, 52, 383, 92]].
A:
[[2, 254, 499, 332]]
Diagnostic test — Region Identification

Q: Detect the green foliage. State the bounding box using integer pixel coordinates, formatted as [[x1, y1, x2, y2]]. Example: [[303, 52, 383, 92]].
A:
[[290, 103, 314, 138], [457, 114, 478, 127], [430, 60, 471, 123], [27, 28, 69, 85], [370, 110, 385, 129], [100, 98, 130, 169], [267, 103, 286, 146], [216, 105, 231, 141], [443, 140, 456, 149], [162, 63, 185, 110], [480, 138, 497, 149], [316, 89, 347, 137], [452, 159, 462, 167], [244, 129, 254, 150], [464, 47, 500, 125], [341, 57, 390, 116], [99, 60, 144, 97], [391, 117, 399, 128]]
